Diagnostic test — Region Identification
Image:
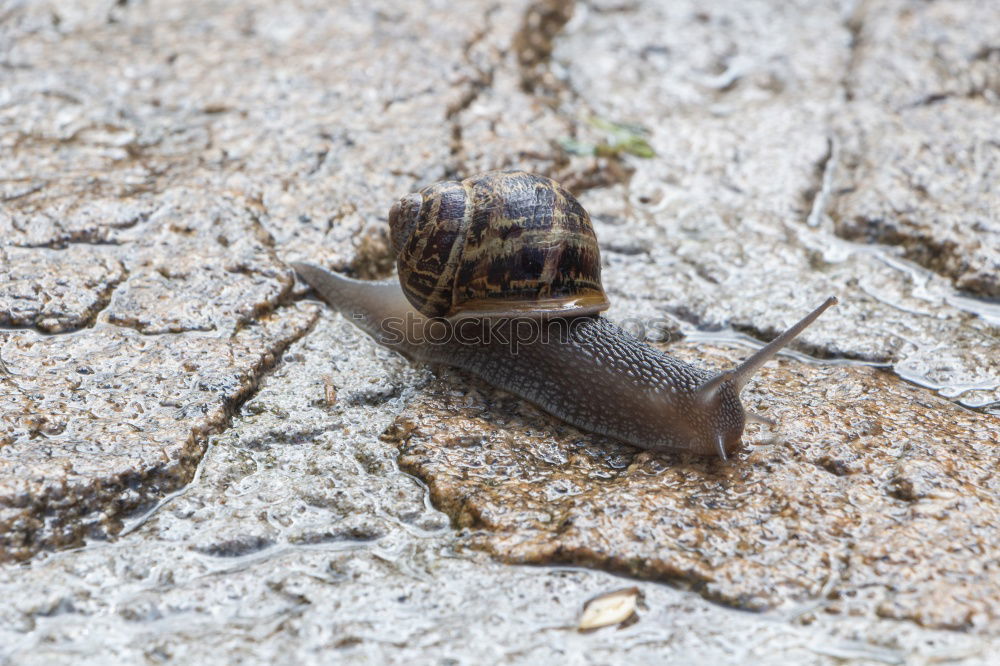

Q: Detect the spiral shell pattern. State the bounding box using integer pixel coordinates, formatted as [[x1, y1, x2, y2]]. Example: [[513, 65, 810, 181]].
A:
[[389, 170, 609, 319]]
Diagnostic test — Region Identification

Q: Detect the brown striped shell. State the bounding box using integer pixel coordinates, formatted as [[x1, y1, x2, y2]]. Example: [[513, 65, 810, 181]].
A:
[[388, 170, 609, 320]]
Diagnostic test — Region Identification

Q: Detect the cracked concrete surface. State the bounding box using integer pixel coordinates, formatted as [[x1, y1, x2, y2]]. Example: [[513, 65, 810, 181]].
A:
[[0, 304, 317, 561], [9, 313, 992, 664], [2, 0, 999, 663], [831, 0, 1000, 300]]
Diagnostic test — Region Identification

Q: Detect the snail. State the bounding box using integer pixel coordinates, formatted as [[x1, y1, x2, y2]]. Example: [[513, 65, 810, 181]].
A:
[[292, 170, 836, 460]]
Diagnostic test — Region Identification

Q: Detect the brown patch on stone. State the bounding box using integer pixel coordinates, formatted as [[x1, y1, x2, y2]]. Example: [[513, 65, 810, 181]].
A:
[[513, 0, 576, 97], [348, 226, 395, 281], [390, 344, 1000, 632]]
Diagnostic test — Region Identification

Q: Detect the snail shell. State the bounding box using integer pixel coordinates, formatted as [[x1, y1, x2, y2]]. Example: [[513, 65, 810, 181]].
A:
[[388, 170, 609, 320]]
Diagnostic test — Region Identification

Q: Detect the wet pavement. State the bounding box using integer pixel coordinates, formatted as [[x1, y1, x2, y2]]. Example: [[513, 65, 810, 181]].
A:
[[1, 0, 998, 663]]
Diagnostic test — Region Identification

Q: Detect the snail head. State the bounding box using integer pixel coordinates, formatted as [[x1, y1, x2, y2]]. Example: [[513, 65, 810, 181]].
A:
[[691, 296, 838, 460]]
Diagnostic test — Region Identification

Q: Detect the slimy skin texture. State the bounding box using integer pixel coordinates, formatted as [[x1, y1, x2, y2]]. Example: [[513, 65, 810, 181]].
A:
[[442, 315, 746, 456], [292, 262, 835, 459]]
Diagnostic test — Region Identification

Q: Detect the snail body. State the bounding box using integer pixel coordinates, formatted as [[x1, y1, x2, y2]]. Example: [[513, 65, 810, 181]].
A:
[[293, 170, 836, 460]]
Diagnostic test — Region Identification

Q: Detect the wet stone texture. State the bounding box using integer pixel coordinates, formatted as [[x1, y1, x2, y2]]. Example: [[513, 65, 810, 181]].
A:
[[392, 347, 1000, 632], [0, 246, 126, 333], [1, 0, 328, 562], [0, 191, 318, 563], [834, 0, 1000, 299], [0, 305, 317, 562], [545, 0, 1000, 408], [2, 0, 1000, 663], [12, 314, 988, 665]]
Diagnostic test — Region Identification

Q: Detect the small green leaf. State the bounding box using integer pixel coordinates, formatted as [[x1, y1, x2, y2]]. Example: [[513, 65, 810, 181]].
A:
[[618, 138, 656, 159], [559, 117, 656, 159]]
